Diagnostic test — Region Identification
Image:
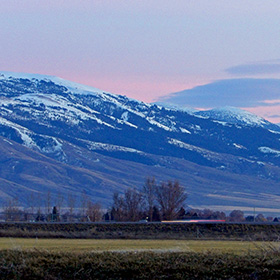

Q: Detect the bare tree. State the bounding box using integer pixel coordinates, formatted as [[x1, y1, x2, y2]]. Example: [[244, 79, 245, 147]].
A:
[[155, 180, 187, 220], [26, 192, 36, 216], [86, 201, 102, 222], [80, 191, 89, 221], [34, 193, 43, 221], [45, 190, 52, 215], [4, 198, 21, 221], [123, 188, 143, 221], [142, 177, 156, 221], [112, 189, 143, 221], [67, 193, 76, 221], [55, 191, 64, 214], [111, 192, 125, 221]]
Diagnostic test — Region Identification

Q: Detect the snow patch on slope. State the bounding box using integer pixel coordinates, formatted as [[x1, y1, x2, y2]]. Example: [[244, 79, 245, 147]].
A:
[[83, 140, 145, 154], [146, 118, 173, 131], [269, 129, 280, 134], [0, 116, 65, 157], [233, 143, 246, 149], [153, 102, 197, 114], [0, 116, 37, 148], [179, 127, 191, 134], [167, 138, 221, 162], [259, 147, 280, 156], [8, 93, 118, 129]]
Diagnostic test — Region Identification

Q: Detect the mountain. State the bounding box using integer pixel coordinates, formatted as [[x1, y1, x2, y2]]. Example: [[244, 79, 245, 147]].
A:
[[194, 106, 280, 132], [1, 72, 280, 214]]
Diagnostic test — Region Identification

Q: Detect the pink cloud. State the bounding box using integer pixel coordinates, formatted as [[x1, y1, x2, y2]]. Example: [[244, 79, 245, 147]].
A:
[[243, 105, 280, 123], [261, 99, 280, 104]]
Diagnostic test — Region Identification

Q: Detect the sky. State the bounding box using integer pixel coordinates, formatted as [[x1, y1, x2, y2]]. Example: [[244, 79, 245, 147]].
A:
[[1, 0, 280, 122]]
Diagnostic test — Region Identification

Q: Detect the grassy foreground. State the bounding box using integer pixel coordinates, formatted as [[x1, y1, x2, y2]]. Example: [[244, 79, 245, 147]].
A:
[[1, 239, 280, 279], [1, 248, 280, 279], [0, 238, 277, 254]]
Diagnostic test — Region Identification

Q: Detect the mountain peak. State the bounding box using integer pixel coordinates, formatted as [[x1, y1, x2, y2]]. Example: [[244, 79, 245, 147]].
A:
[[0, 71, 105, 96], [194, 106, 280, 131], [0, 71, 57, 81], [206, 106, 256, 116]]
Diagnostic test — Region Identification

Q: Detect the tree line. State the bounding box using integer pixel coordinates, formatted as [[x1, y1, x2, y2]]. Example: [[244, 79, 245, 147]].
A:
[[0, 178, 187, 222], [0, 178, 278, 223], [1, 190, 102, 223]]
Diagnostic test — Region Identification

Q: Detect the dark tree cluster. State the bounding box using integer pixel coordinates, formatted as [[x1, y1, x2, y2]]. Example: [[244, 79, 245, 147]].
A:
[[184, 208, 226, 220], [109, 178, 188, 222]]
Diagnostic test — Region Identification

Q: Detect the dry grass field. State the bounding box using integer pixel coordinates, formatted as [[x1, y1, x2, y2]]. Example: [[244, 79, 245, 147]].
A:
[[0, 238, 277, 254], [2, 238, 280, 279]]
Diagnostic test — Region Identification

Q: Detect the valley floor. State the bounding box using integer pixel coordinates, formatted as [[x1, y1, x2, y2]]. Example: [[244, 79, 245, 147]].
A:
[[1, 239, 280, 279], [0, 238, 277, 254]]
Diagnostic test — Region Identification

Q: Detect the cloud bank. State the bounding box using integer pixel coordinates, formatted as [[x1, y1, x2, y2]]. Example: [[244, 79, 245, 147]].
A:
[[158, 78, 280, 123]]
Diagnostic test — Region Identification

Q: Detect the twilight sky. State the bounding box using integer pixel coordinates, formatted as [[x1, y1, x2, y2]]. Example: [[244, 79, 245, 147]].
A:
[[1, 1, 280, 122]]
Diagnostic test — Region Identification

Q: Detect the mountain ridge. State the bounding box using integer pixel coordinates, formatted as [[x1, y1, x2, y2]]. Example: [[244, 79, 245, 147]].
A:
[[1, 72, 280, 214]]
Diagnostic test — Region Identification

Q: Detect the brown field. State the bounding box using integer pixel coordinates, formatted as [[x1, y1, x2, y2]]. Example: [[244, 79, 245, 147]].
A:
[[2, 238, 280, 279], [0, 238, 277, 254]]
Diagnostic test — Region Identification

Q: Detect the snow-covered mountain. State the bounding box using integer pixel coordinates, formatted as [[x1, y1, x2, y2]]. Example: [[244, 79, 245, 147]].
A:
[[195, 106, 280, 132], [1, 71, 280, 213]]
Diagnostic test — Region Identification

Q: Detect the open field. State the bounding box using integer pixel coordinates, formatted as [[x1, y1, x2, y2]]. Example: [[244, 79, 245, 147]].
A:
[[1, 247, 280, 279], [2, 224, 280, 279], [0, 238, 278, 254], [2, 239, 280, 279]]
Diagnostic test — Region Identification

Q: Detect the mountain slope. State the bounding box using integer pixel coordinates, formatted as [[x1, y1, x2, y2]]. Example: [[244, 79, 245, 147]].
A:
[[2, 136, 280, 213], [1, 72, 280, 213]]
